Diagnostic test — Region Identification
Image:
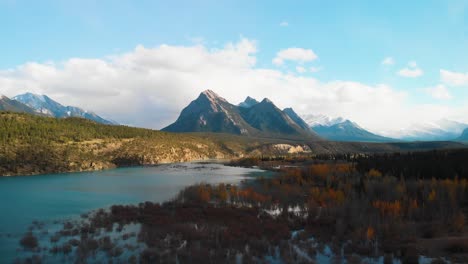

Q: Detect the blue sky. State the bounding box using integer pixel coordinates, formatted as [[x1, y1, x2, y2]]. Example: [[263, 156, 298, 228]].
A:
[[0, 0, 467, 135]]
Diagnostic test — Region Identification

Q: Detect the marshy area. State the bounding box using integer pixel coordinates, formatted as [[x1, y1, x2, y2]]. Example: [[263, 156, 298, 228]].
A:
[[15, 149, 468, 263]]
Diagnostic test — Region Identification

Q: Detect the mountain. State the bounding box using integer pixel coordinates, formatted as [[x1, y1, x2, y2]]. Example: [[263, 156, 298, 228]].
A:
[[163, 91, 321, 139], [0, 95, 38, 114], [163, 90, 257, 135], [305, 114, 468, 142], [13, 93, 115, 125], [312, 120, 395, 142], [239, 98, 318, 137], [303, 114, 345, 127], [457, 128, 468, 142], [282, 108, 312, 131], [238, 96, 259, 108], [393, 119, 468, 141]]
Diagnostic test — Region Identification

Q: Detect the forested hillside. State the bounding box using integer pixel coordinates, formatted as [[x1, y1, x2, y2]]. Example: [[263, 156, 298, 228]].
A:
[[1, 111, 466, 176], [0, 112, 251, 176]]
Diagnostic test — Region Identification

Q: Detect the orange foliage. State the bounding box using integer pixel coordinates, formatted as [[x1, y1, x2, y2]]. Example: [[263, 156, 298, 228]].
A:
[[428, 189, 437, 201], [367, 169, 382, 177], [335, 163, 354, 174], [327, 188, 345, 205], [217, 184, 228, 202], [372, 200, 402, 217], [309, 164, 332, 177], [452, 212, 465, 232], [197, 186, 211, 203], [238, 188, 270, 204], [409, 199, 418, 209], [366, 226, 375, 241]]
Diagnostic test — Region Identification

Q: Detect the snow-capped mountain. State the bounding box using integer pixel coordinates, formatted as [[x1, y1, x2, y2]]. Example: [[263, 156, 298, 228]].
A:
[[390, 119, 468, 141], [0, 95, 38, 114], [302, 113, 395, 142], [303, 114, 345, 127], [13, 93, 116, 125], [312, 119, 395, 142], [305, 113, 467, 142]]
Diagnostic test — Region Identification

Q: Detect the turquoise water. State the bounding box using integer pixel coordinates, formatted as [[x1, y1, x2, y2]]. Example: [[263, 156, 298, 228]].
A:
[[0, 163, 265, 263]]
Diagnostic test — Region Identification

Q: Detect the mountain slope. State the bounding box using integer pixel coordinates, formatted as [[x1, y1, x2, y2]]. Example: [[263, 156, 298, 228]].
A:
[[282, 108, 312, 132], [13, 93, 115, 125], [0, 95, 38, 114], [164, 91, 321, 140], [313, 120, 395, 142], [457, 128, 468, 142], [239, 98, 316, 137], [303, 114, 345, 127], [0, 111, 257, 176], [163, 90, 256, 135]]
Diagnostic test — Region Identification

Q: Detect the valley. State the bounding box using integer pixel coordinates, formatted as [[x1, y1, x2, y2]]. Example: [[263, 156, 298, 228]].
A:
[[1, 110, 466, 177]]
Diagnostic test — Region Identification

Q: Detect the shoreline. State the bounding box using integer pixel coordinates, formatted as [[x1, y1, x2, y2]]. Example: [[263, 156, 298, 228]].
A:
[[0, 157, 240, 178]]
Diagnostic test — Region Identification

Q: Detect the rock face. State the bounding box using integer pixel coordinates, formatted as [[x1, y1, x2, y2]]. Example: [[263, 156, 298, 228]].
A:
[[163, 90, 321, 140], [0, 95, 38, 114], [163, 90, 255, 135], [283, 108, 312, 132], [312, 120, 395, 142], [238, 96, 259, 108], [239, 98, 316, 137], [13, 92, 115, 125]]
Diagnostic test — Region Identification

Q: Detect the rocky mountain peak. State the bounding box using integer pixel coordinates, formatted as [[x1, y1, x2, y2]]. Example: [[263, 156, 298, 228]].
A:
[[200, 89, 225, 102], [239, 96, 259, 108]]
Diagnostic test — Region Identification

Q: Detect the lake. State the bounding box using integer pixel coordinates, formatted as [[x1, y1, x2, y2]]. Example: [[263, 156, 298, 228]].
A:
[[0, 163, 266, 263]]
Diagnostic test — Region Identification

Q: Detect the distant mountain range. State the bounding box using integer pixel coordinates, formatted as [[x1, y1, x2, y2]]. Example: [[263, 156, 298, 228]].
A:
[[305, 114, 468, 142], [311, 120, 395, 142], [303, 114, 345, 127], [163, 90, 321, 140], [0, 93, 115, 125], [392, 119, 468, 141], [163, 90, 468, 142], [3, 90, 468, 142], [301, 114, 394, 142]]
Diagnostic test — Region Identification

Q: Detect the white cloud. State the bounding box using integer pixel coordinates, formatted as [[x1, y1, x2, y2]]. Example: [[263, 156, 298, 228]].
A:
[[273, 47, 318, 66], [296, 66, 306, 73], [440, 69, 468, 86], [408, 61, 417, 68], [279, 21, 289, 27], [381, 57, 394, 65], [309, 66, 322, 73], [1, 38, 465, 135], [397, 61, 423, 78], [425, 84, 452, 100]]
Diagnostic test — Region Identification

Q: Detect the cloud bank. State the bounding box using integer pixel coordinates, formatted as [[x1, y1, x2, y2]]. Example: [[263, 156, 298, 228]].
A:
[[0, 38, 465, 136]]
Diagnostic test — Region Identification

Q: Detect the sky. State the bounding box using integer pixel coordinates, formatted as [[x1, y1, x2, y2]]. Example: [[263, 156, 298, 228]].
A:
[[0, 0, 467, 137]]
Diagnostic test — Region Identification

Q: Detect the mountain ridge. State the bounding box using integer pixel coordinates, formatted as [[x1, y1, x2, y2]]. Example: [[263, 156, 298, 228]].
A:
[[13, 92, 115, 125], [163, 90, 321, 140], [0, 95, 39, 114], [312, 119, 396, 142]]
